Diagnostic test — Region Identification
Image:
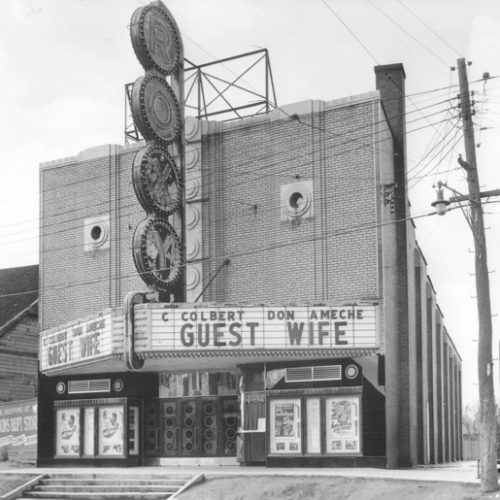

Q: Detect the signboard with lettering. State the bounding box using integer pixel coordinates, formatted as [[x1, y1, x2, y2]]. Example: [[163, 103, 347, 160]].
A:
[[0, 399, 37, 462], [39, 309, 122, 372], [134, 304, 378, 352]]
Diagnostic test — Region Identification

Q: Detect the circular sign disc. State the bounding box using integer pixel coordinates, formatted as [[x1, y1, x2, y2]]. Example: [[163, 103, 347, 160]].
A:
[[132, 145, 182, 216], [131, 74, 182, 144], [133, 216, 182, 291], [130, 3, 182, 75]]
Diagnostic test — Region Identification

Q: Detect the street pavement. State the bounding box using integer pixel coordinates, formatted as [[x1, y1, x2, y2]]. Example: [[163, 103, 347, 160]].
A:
[[0, 460, 481, 485]]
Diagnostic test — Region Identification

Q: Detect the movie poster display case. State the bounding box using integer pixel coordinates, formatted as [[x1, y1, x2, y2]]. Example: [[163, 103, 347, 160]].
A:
[[267, 392, 362, 459], [53, 399, 140, 461], [38, 372, 157, 467]]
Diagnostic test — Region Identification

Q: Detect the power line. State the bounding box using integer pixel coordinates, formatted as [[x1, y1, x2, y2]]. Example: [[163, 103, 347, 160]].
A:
[[0, 206, 443, 301], [0, 94, 457, 241], [398, 0, 462, 58], [0, 112, 459, 248], [367, 0, 452, 69], [320, 0, 380, 65], [0, 112, 458, 254], [407, 127, 464, 191]]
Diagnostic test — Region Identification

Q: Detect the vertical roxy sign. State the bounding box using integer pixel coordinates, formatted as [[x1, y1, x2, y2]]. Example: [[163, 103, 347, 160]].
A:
[[129, 1, 185, 301]]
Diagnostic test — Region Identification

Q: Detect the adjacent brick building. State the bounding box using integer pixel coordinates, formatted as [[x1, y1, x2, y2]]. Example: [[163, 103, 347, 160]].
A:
[[37, 64, 462, 467]]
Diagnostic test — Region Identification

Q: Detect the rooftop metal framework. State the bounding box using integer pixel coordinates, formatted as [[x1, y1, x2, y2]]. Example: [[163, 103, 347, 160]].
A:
[[125, 49, 277, 144]]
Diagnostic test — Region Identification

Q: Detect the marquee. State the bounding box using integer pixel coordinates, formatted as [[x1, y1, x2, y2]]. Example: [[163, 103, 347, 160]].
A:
[[134, 304, 378, 352]]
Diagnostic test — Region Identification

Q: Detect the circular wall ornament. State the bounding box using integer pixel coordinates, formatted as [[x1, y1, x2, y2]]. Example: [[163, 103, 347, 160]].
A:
[[132, 145, 182, 216], [130, 3, 182, 75], [113, 379, 124, 392], [55, 381, 66, 395], [185, 178, 200, 200], [186, 266, 201, 290], [88, 222, 109, 249], [184, 148, 200, 170], [185, 204, 200, 229], [282, 183, 313, 219], [131, 74, 182, 144], [345, 364, 359, 380], [186, 238, 201, 259], [133, 215, 182, 291], [184, 117, 200, 142]]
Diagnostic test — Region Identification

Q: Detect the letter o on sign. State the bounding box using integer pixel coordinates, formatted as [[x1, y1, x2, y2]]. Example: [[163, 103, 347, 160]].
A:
[[131, 75, 182, 144]]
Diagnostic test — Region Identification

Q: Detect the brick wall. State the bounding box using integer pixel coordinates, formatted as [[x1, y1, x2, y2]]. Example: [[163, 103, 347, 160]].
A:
[[202, 97, 380, 304], [40, 145, 144, 329], [40, 95, 383, 329]]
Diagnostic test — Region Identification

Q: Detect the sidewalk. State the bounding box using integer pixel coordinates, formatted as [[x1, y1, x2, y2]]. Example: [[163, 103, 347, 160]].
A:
[[0, 460, 480, 485]]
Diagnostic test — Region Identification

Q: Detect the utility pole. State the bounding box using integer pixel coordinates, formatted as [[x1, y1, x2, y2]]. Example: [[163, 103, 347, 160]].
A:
[[457, 57, 498, 492]]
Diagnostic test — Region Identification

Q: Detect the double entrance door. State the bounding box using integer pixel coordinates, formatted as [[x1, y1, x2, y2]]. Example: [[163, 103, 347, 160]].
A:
[[145, 396, 238, 458]]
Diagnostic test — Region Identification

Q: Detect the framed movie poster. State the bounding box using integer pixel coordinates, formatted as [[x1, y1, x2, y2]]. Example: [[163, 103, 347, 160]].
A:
[[325, 395, 361, 454], [98, 406, 124, 456], [55, 408, 81, 457], [269, 398, 301, 454]]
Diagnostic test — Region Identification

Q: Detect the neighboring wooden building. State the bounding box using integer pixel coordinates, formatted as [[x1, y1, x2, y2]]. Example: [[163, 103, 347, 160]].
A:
[[0, 265, 39, 401]]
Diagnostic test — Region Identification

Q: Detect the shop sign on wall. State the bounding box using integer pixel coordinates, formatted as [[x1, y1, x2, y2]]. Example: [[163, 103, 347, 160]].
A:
[[40, 311, 115, 370], [136, 304, 378, 351], [0, 400, 37, 450]]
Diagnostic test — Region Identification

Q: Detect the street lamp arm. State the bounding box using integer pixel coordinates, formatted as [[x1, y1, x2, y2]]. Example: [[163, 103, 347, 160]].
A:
[[435, 181, 500, 205], [437, 181, 474, 204]]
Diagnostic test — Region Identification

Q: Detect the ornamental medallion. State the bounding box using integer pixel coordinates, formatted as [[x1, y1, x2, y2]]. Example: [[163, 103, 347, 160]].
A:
[[132, 145, 182, 216], [131, 74, 182, 144], [133, 215, 182, 291]]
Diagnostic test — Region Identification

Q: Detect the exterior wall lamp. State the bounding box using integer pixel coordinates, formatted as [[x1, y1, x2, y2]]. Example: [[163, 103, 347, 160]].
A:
[[431, 181, 451, 216]]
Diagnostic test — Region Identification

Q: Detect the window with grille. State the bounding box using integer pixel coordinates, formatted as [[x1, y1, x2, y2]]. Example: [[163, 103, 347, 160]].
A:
[[68, 379, 111, 394], [285, 365, 341, 383]]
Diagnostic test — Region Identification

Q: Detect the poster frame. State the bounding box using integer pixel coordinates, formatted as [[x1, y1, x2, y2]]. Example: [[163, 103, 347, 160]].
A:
[[266, 390, 363, 459], [324, 394, 362, 456], [97, 405, 126, 458], [268, 397, 302, 455], [54, 407, 82, 458]]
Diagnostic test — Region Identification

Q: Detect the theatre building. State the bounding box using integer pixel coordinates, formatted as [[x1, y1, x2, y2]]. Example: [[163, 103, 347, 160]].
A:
[[37, 3, 461, 470]]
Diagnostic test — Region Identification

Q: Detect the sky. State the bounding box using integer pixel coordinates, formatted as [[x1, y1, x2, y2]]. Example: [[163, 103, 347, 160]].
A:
[[1, 0, 500, 410]]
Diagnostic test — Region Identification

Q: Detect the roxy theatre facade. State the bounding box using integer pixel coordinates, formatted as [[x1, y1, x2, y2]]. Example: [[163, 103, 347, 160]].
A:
[[37, 1, 462, 468]]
